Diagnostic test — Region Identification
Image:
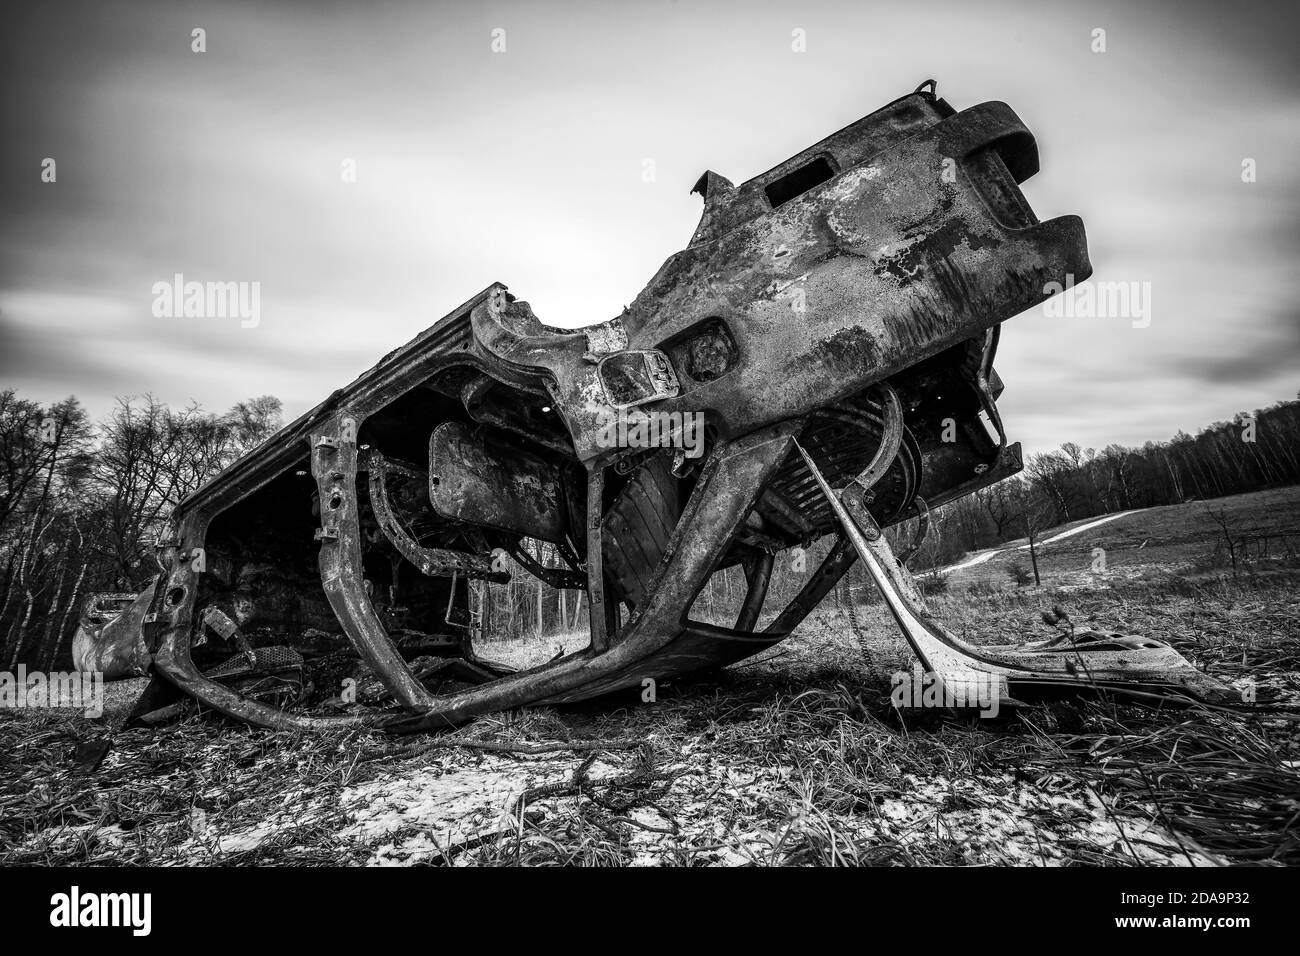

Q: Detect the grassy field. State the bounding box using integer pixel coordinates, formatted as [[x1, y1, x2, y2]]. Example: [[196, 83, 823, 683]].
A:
[[2, 488, 1299, 866], [939, 484, 1300, 593]]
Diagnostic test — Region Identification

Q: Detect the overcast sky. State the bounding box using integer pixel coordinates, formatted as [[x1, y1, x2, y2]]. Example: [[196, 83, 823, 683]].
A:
[[2, 0, 1297, 455]]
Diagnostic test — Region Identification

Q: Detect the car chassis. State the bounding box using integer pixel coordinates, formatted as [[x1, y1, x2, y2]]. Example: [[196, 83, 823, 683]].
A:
[[75, 82, 1238, 733]]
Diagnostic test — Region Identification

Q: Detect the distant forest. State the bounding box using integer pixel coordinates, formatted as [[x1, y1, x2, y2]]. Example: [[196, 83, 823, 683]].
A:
[[903, 395, 1300, 575], [0, 392, 282, 670], [2, 387, 1298, 668]]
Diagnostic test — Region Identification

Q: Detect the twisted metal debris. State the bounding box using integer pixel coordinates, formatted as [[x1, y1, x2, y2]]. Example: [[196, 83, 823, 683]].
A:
[[74, 81, 1239, 733]]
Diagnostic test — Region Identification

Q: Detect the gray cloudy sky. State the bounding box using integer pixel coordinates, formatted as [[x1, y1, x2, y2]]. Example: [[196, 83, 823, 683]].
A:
[[2, 0, 1297, 455]]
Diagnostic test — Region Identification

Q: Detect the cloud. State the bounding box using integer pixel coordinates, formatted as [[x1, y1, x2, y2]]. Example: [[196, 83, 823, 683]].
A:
[[2, 0, 1298, 455]]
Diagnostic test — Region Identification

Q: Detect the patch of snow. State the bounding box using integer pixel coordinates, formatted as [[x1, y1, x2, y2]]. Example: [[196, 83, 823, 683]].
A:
[[938, 510, 1146, 575]]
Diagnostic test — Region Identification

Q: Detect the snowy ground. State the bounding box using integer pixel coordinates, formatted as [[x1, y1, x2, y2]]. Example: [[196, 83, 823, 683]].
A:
[[939, 510, 1146, 575]]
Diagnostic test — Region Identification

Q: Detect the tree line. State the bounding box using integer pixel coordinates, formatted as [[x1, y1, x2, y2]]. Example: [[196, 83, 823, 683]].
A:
[[3, 387, 1297, 668], [0, 390, 282, 671], [904, 395, 1300, 575]]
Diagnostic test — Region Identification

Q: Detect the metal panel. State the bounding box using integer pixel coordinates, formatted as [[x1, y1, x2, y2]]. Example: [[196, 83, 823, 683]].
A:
[[428, 421, 574, 543]]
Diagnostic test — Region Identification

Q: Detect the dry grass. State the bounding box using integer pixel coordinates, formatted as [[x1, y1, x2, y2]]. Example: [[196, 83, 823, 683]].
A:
[[2, 510, 1299, 866], [1008, 704, 1300, 863]]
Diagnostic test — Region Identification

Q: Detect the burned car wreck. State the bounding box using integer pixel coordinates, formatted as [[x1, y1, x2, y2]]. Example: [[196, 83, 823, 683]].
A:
[[76, 82, 1238, 733]]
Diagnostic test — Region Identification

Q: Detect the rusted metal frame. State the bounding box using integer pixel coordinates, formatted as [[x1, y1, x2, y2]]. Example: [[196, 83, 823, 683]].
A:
[[367, 453, 424, 481], [850, 383, 903, 496], [585, 463, 610, 652], [506, 541, 586, 590], [807, 407, 876, 430], [757, 487, 818, 540], [761, 383, 902, 551], [148, 343, 490, 728], [380, 422, 799, 731], [579, 528, 852, 655], [554, 537, 583, 574], [311, 413, 436, 710], [757, 536, 856, 639], [140, 90, 1111, 729], [801, 442, 1012, 693], [441, 571, 484, 648], [200, 606, 258, 669], [896, 496, 930, 567], [603, 587, 622, 641], [734, 550, 774, 632], [461, 382, 573, 456], [736, 526, 788, 553], [73, 582, 157, 678], [679, 512, 862, 645], [151, 509, 373, 730], [772, 391, 893, 512], [913, 442, 1023, 516], [83, 593, 138, 618], [365, 448, 507, 582], [975, 326, 1008, 453], [796, 441, 1237, 706]]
